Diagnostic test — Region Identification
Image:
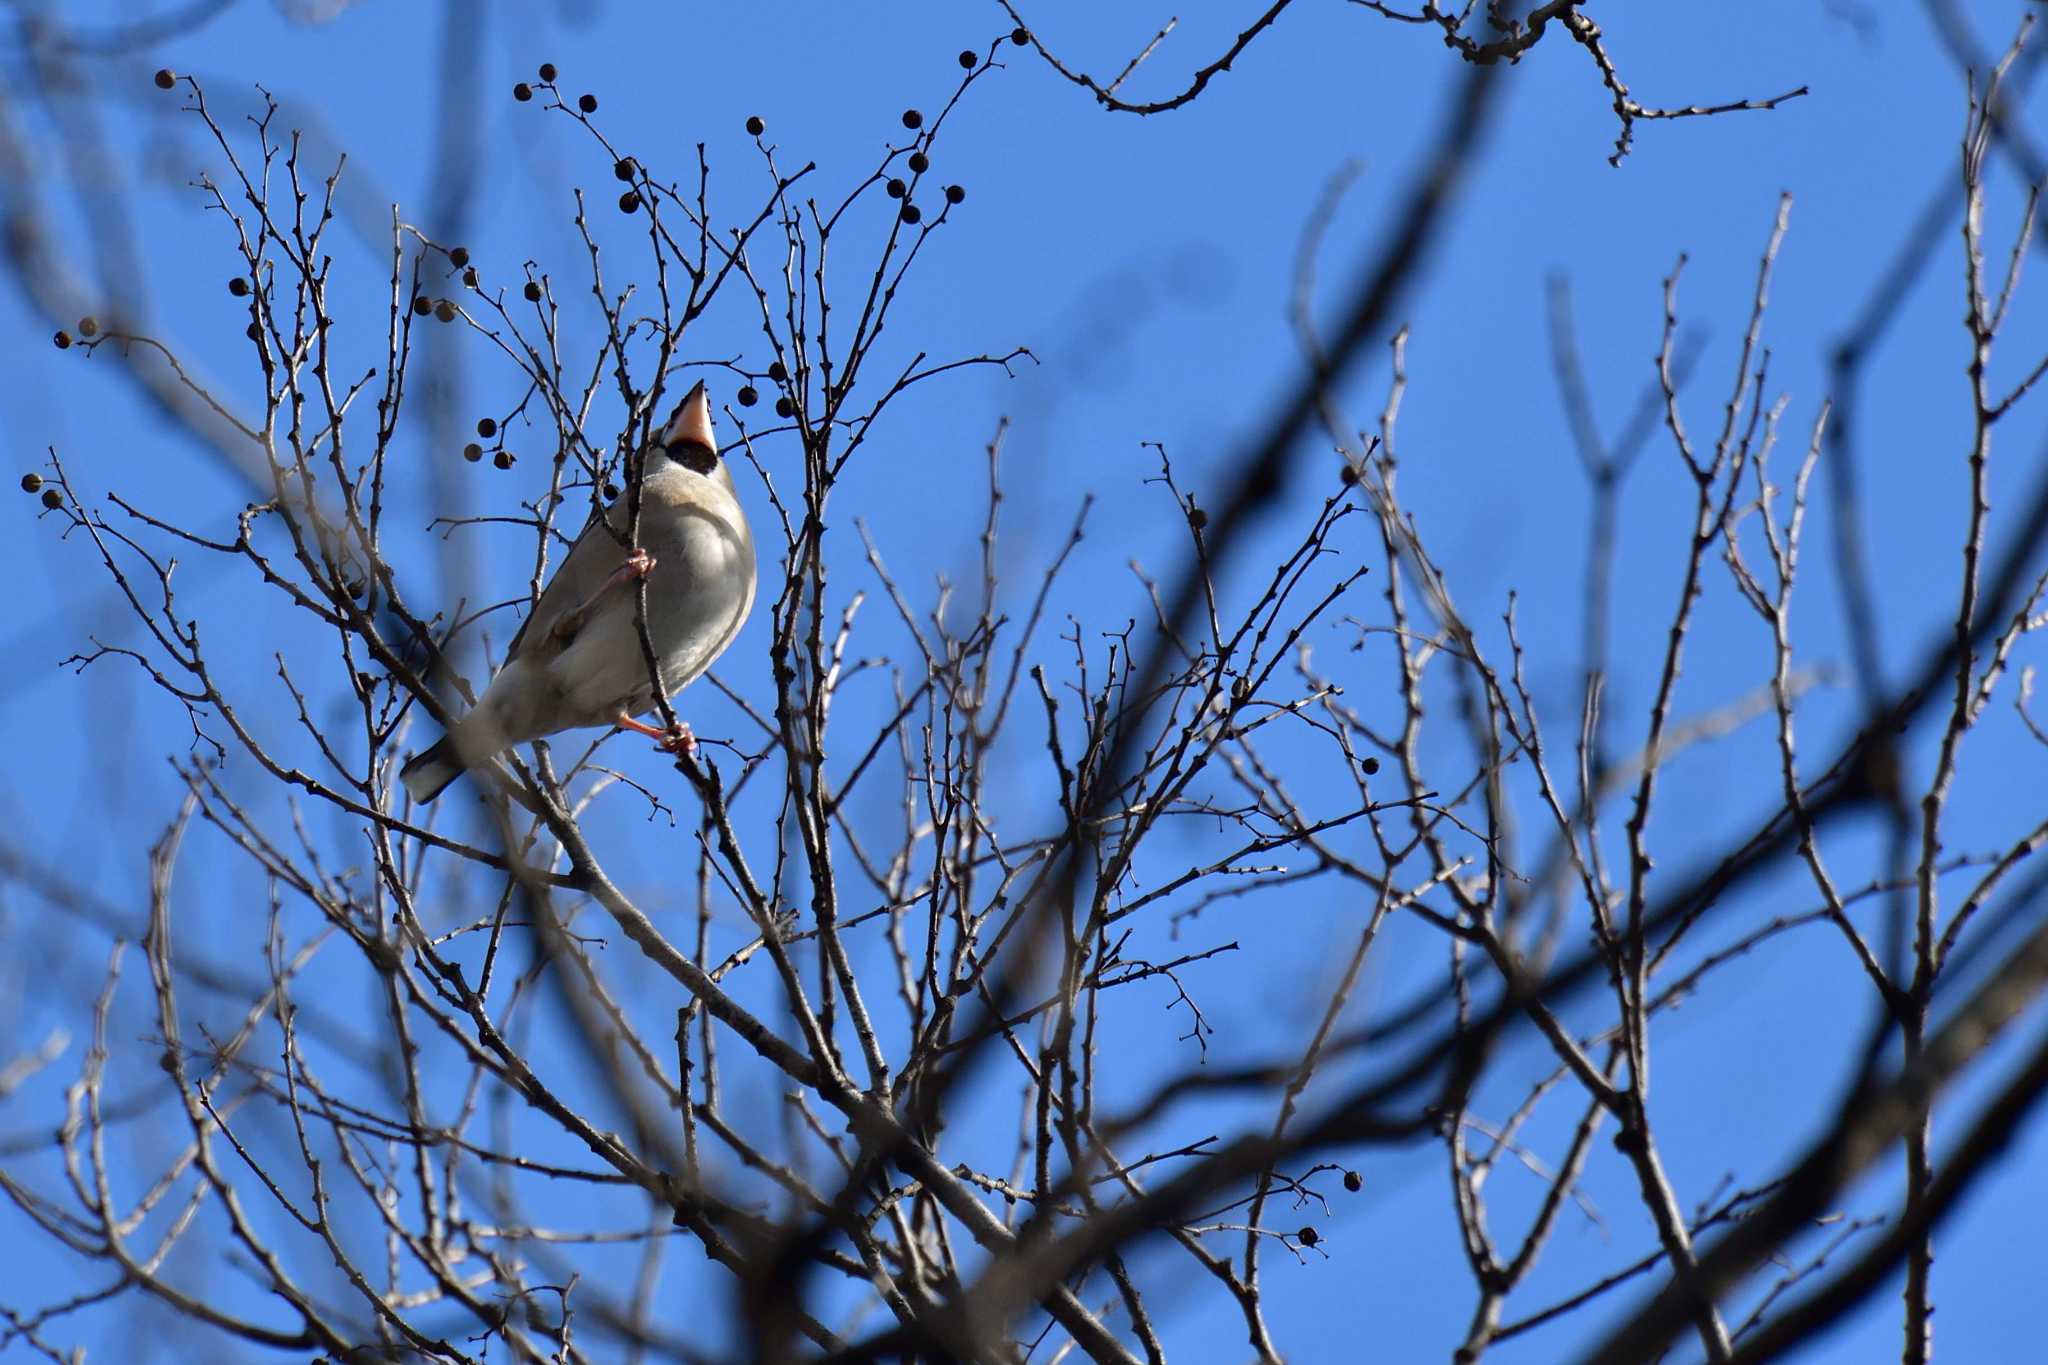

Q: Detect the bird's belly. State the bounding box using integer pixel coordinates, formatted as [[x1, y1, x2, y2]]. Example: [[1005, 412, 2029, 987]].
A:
[[548, 527, 752, 726]]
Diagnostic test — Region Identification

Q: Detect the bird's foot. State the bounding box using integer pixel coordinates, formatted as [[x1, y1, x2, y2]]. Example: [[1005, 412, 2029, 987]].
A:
[[555, 550, 661, 643], [617, 714, 697, 757], [600, 548, 658, 595]]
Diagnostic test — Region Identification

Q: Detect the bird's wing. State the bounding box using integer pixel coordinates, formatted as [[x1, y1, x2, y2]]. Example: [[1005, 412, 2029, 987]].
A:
[[503, 503, 631, 661]]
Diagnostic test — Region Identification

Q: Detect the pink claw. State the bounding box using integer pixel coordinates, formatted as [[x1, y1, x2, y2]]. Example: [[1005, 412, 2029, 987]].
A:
[[617, 714, 697, 757], [604, 548, 657, 591]]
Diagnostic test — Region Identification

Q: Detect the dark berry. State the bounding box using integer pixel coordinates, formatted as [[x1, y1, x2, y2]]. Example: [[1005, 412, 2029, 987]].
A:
[[1343, 1171, 1362, 1192], [899, 203, 921, 224], [449, 246, 470, 267], [538, 62, 557, 81], [1298, 1227, 1319, 1248], [434, 300, 456, 322], [345, 577, 366, 600], [619, 190, 641, 213], [901, 108, 922, 129], [524, 281, 542, 301], [737, 385, 759, 407], [886, 178, 906, 199], [40, 487, 62, 510], [944, 184, 964, 204], [52, 330, 70, 350], [412, 296, 432, 316], [1339, 462, 1359, 486], [245, 322, 261, 340], [745, 115, 765, 136], [462, 443, 482, 462], [462, 267, 478, 287], [1011, 27, 1029, 45], [602, 482, 619, 501], [78, 316, 99, 338], [614, 158, 635, 182], [578, 93, 598, 114], [153, 68, 175, 89], [958, 50, 977, 69], [20, 473, 43, 493], [1188, 506, 1208, 530], [228, 277, 250, 297], [476, 418, 498, 438], [1362, 756, 1381, 775], [908, 152, 929, 173], [775, 396, 794, 418], [513, 82, 533, 102], [767, 361, 787, 382], [493, 450, 515, 469]]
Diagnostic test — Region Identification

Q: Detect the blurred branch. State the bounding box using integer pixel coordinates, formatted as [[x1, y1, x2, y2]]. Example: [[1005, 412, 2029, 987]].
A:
[[1589, 890, 2048, 1365]]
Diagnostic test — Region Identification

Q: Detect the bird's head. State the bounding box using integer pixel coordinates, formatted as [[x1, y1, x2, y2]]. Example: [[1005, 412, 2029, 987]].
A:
[[650, 380, 722, 478]]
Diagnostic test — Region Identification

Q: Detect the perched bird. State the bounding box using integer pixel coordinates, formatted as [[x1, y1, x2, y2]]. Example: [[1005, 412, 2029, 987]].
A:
[[401, 380, 756, 804]]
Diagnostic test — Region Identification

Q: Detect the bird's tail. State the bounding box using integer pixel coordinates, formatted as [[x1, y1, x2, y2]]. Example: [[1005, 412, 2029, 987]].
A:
[[400, 735, 465, 805]]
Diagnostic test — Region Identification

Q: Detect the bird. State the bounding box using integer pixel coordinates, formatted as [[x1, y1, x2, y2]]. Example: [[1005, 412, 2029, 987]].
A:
[[400, 380, 756, 804]]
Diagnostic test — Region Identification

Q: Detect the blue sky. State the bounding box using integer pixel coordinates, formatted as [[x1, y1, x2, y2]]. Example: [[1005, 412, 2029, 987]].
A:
[[4, 2, 2048, 1362]]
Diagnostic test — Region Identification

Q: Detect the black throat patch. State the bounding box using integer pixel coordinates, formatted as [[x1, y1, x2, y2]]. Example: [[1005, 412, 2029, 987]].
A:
[[665, 440, 719, 476]]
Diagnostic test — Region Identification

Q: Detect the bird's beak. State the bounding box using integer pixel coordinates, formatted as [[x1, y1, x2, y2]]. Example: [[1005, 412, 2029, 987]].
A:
[[661, 381, 717, 455]]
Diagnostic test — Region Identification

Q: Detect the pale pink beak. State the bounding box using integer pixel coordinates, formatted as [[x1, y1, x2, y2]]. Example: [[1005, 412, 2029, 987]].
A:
[[661, 380, 717, 453]]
